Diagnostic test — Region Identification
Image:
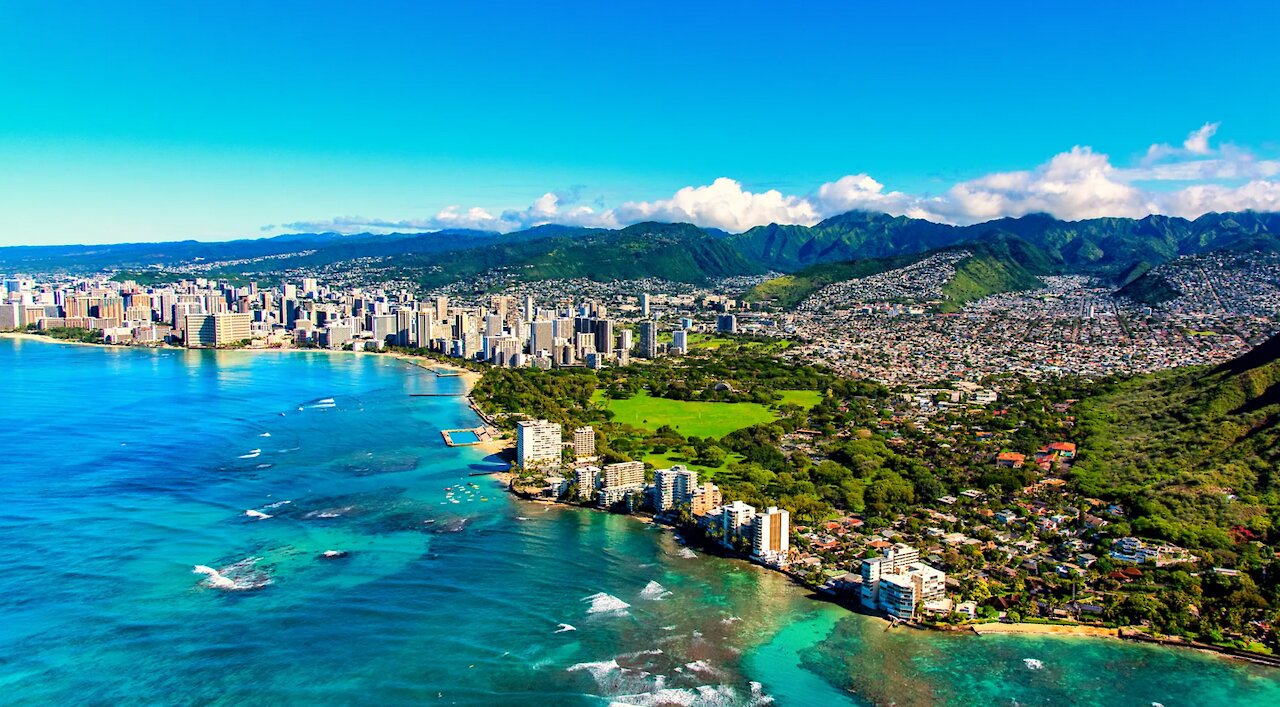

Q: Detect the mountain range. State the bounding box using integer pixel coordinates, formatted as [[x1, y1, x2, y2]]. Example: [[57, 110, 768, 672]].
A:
[[3, 210, 1279, 300]]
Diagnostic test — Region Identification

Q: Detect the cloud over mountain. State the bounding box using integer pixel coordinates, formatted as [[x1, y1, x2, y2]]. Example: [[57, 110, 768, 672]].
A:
[[276, 124, 1280, 235]]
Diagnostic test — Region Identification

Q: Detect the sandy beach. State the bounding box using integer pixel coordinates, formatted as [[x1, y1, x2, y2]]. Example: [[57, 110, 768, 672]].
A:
[[0, 331, 125, 349], [971, 622, 1119, 639]]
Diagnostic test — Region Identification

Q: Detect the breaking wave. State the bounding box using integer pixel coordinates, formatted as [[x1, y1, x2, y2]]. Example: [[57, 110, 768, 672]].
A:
[[584, 592, 631, 615], [640, 580, 672, 601]]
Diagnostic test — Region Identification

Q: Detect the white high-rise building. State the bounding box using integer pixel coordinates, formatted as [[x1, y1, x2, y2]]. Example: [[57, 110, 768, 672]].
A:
[[721, 501, 757, 549], [599, 461, 645, 507], [859, 544, 945, 620], [653, 465, 698, 512], [752, 506, 790, 564], [671, 329, 688, 354], [516, 420, 562, 468]]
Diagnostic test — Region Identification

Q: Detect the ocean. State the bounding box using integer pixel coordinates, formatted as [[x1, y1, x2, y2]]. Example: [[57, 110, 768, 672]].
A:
[[2, 336, 1277, 706]]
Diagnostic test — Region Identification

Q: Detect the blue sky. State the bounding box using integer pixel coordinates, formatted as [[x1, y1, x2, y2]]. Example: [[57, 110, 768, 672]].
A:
[[1, 1, 1277, 245]]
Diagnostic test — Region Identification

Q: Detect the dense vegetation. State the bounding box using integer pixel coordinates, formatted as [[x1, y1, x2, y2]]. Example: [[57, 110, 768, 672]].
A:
[[1116, 269, 1183, 304], [1071, 333, 1280, 552], [29, 326, 105, 343], [744, 237, 1058, 310], [386, 222, 763, 289], [743, 253, 921, 307], [726, 210, 1280, 276]]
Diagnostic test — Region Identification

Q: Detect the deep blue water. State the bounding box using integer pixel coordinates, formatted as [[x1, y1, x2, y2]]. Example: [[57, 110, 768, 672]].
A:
[[2, 337, 1277, 706]]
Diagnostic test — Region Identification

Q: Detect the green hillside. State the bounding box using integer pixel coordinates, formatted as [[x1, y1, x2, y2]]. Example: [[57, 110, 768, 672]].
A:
[[745, 237, 1058, 309], [394, 222, 763, 288], [1071, 334, 1280, 549], [744, 253, 922, 307], [938, 237, 1058, 310], [1116, 268, 1183, 305]]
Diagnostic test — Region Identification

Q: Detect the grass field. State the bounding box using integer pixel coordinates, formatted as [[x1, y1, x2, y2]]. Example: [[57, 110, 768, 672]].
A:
[[594, 390, 776, 437], [593, 389, 822, 437], [641, 450, 745, 479], [775, 389, 823, 408]]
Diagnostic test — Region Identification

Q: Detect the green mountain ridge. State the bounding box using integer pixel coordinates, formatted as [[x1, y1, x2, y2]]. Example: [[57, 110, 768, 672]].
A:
[[1071, 334, 1280, 549], [393, 222, 764, 289], [727, 210, 1280, 276], [744, 237, 1058, 309], [5, 210, 1280, 288]]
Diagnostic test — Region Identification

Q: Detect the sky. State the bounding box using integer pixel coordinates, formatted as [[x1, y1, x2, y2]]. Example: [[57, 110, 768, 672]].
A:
[[1, 1, 1278, 245]]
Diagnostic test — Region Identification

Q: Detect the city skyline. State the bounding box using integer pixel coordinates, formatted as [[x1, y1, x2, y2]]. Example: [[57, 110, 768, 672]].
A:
[[2, 1, 1279, 245]]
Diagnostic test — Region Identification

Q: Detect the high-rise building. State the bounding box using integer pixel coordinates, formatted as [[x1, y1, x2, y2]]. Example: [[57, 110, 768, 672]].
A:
[[618, 328, 633, 354], [516, 420, 562, 468], [690, 482, 723, 517], [529, 320, 554, 356], [599, 461, 645, 507], [638, 321, 657, 359], [574, 466, 600, 501], [485, 314, 505, 337], [183, 312, 251, 348], [640, 292, 650, 316], [721, 501, 757, 549], [671, 329, 688, 354], [415, 311, 436, 348], [716, 314, 737, 334], [654, 465, 698, 512], [572, 426, 596, 458], [434, 296, 449, 320], [752, 506, 790, 563]]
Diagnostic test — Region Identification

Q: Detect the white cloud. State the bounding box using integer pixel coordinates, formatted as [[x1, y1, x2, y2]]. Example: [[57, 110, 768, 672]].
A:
[[280, 193, 618, 234], [1160, 180, 1280, 217], [271, 123, 1279, 235], [1184, 121, 1220, 155], [612, 178, 821, 232], [917, 147, 1157, 224]]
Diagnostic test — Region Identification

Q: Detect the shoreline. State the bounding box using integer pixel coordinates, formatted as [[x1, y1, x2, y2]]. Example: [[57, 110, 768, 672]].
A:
[[0, 331, 486, 395], [12, 329, 1272, 669], [499, 480, 1280, 669], [969, 622, 1118, 639]]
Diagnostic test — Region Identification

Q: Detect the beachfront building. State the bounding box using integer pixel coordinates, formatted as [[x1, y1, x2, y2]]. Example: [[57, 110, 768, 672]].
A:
[[721, 500, 757, 549], [653, 465, 698, 512], [689, 482, 722, 517], [752, 506, 790, 564], [860, 543, 946, 620], [574, 466, 600, 502], [183, 312, 252, 348], [572, 426, 596, 459], [517, 419, 562, 468], [599, 461, 645, 508]]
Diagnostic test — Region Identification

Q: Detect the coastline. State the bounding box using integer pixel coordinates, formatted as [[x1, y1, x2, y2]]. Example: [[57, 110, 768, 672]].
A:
[[970, 622, 1118, 639], [498, 479, 1280, 669], [0, 331, 119, 349], [11, 329, 1271, 670], [0, 332, 485, 394]]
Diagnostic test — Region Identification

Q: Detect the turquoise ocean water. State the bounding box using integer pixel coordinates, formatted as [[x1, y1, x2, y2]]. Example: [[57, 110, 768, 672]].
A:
[[2, 337, 1277, 706]]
